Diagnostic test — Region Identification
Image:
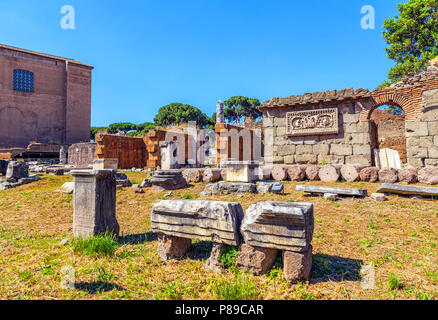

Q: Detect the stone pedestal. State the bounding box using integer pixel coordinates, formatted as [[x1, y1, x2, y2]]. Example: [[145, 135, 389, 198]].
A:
[[150, 170, 187, 191], [93, 158, 119, 170], [282, 246, 313, 283], [71, 170, 119, 238], [222, 160, 260, 183], [236, 244, 278, 276], [157, 233, 192, 261], [5, 161, 29, 182], [160, 141, 179, 170], [204, 243, 225, 272]]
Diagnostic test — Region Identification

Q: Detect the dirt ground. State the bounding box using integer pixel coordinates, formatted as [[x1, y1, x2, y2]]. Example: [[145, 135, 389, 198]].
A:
[[0, 172, 437, 300]]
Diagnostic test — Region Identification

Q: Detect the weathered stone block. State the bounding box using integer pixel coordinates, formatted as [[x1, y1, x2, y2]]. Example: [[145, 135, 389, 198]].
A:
[[379, 167, 398, 184], [422, 88, 438, 108], [407, 147, 428, 158], [241, 201, 314, 252], [71, 170, 119, 238], [236, 244, 278, 276], [296, 145, 313, 155], [295, 154, 318, 164], [150, 170, 187, 191], [204, 243, 224, 272], [360, 167, 379, 183], [276, 126, 286, 136], [330, 144, 353, 156], [407, 157, 424, 169], [319, 165, 341, 182], [319, 155, 345, 165], [407, 136, 434, 148], [313, 144, 330, 156], [151, 200, 244, 246], [418, 167, 438, 185], [283, 246, 313, 282], [398, 167, 418, 184], [305, 165, 320, 181], [93, 159, 119, 170], [343, 113, 360, 123], [406, 122, 429, 137], [5, 161, 29, 182], [428, 122, 438, 136], [425, 159, 438, 167], [345, 155, 372, 167], [157, 234, 192, 261], [422, 107, 438, 122], [344, 122, 358, 133], [357, 122, 370, 133], [428, 147, 438, 159], [284, 155, 295, 164], [277, 145, 296, 156], [263, 117, 274, 128], [353, 144, 371, 156], [274, 118, 286, 127], [351, 133, 371, 144]]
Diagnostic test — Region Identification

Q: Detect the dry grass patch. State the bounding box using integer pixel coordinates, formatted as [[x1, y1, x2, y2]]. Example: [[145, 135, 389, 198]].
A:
[[0, 173, 437, 300]]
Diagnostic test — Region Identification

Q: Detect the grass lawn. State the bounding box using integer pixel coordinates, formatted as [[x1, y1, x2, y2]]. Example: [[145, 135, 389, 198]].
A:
[[0, 172, 437, 300]]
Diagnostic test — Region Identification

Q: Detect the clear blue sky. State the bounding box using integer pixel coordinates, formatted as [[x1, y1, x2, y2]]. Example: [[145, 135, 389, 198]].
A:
[[0, 0, 406, 127]]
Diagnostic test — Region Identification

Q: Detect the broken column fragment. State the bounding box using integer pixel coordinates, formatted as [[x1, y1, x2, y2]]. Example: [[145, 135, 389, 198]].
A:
[[71, 170, 119, 238], [150, 170, 187, 191], [239, 201, 314, 282], [5, 161, 29, 182], [151, 200, 244, 268]]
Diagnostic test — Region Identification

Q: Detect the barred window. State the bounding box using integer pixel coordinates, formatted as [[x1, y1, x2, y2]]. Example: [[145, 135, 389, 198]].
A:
[[13, 69, 34, 92]]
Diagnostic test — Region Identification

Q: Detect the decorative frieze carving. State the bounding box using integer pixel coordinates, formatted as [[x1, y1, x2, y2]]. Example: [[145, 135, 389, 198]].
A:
[[286, 108, 339, 136]]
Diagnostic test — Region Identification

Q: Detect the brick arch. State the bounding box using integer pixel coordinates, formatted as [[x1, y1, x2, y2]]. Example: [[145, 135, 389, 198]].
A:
[[359, 93, 414, 121]]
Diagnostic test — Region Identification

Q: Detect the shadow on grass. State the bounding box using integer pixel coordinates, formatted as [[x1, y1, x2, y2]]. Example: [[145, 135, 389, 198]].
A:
[[74, 281, 125, 294], [309, 253, 363, 284], [118, 232, 157, 245], [186, 241, 213, 261]]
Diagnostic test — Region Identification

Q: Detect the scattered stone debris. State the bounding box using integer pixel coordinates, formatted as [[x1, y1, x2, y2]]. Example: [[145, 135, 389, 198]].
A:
[[205, 181, 257, 195], [256, 181, 284, 194], [59, 182, 74, 194], [140, 179, 152, 188], [296, 185, 368, 198], [60, 238, 69, 246], [150, 170, 187, 192], [114, 172, 132, 187], [371, 193, 387, 202], [324, 193, 339, 201]]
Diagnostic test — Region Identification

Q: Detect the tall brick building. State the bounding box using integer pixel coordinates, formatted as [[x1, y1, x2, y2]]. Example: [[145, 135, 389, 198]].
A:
[[0, 44, 93, 148]]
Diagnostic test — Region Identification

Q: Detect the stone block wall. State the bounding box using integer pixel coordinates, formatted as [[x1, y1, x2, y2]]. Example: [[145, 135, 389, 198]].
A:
[[263, 103, 373, 166], [68, 142, 96, 167], [406, 109, 438, 168]]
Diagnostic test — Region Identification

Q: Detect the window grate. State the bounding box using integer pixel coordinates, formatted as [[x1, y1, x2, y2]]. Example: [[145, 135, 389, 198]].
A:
[[13, 69, 34, 92]]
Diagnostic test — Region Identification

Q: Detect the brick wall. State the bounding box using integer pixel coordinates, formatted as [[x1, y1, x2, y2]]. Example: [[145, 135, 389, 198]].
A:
[[0, 45, 92, 148], [95, 134, 146, 169]]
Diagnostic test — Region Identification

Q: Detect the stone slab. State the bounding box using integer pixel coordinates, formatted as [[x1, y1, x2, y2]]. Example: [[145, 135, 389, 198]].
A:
[[296, 185, 368, 197], [151, 200, 244, 246], [374, 148, 402, 170], [377, 183, 438, 197]]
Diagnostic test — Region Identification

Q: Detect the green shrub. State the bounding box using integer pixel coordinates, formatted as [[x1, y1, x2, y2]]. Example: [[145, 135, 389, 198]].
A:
[[220, 246, 239, 269], [71, 232, 118, 257], [213, 274, 261, 300], [388, 272, 402, 290]]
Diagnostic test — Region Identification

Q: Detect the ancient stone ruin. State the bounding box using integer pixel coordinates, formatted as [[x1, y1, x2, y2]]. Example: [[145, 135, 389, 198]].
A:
[[238, 202, 314, 282], [71, 169, 119, 238], [150, 200, 244, 271]]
